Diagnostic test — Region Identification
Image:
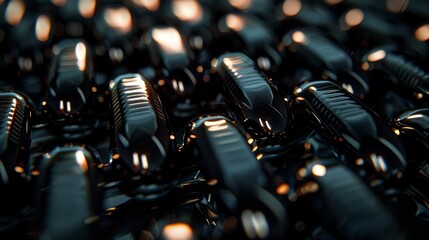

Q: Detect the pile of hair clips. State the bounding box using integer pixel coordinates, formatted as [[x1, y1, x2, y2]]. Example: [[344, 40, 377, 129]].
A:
[[1, 0, 429, 239]]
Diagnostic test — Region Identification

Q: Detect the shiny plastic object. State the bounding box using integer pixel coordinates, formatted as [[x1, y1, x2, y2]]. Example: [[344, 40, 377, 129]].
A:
[[362, 48, 429, 105], [390, 108, 429, 146], [302, 161, 405, 240], [186, 115, 287, 238], [109, 73, 169, 175], [45, 39, 93, 117], [186, 115, 266, 194], [283, 27, 368, 98], [295, 80, 407, 183], [147, 26, 191, 72], [215, 52, 290, 144], [37, 146, 98, 240], [0, 92, 31, 190]]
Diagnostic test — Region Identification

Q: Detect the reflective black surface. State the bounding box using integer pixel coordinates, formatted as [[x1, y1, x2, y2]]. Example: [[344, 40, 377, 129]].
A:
[[1, 0, 429, 239]]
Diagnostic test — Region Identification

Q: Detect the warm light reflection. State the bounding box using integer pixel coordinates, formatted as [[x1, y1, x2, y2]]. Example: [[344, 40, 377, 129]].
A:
[[132, 0, 160, 12], [51, 0, 66, 7], [241, 210, 269, 239], [152, 27, 186, 54], [415, 24, 429, 42], [228, 0, 252, 10], [32, 170, 41, 176], [308, 86, 317, 92], [14, 166, 24, 173], [133, 152, 140, 171], [204, 119, 227, 127], [35, 15, 51, 42], [324, 0, 342, 5], [226, 14, 245, 32], [282, 0, 302, 17], [104, 7, 132, 33], [311, 164, 326, 177], [355, 158, 364, 165], [304, 142, 311, 151], [66, 101, 71, 113], [223, 56, 244, 69], [292, 31, 307, 44], [76, 150, 88, 172], [393, 128, 401, 135], [5, 0, 25, 26], [416, 93, 424, 99], [367, 49, 386, 62], [344, 8, 364, 28], [386, 0, 408, 13], [300, 181, 319, 194], [406, 114, 424, 119], [162, 223, 193, 240], [203, 119, 229, 132], [208, 125, 228, 132], [276, 183, 290, 195], [172, 0, 203, 23], [207, 178, 218, 186], [79, 0, 96, 19], [370, 153, 387, 173], [75, 42, 87, 71], [141, 154, 149, 170]]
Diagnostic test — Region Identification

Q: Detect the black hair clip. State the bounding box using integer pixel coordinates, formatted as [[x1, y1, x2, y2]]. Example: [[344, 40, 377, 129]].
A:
[[0, 92, 31, 191], [44, 39, 93, 119], [296, 160, 405, 240], [294, 80, 407, 184], [185, 115, 266, 194], [339, 8, 428, 58], [389, 108, 429, 167], [215, 52, 291, 145], [390, 108, 429, 147], [278, 0, 346, 42], [109, 73, 170, 177], [185, 115, 287, 238], [8, 12, 53, 53], [94, 4, 134, 43], [146, 26, 199, 114], [37, 146, 99, 239], [5, 10, 53, 76], [362, 48, 429, 106], [283, 27, 368, 99], [217, 13, 282, 73], [147, 25, 192, 72]]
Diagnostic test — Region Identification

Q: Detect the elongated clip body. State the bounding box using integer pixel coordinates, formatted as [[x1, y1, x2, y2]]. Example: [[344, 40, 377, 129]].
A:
[[295, 80, 407, 183], [110, 73, 169, 175], [216, 52, 290, 145]]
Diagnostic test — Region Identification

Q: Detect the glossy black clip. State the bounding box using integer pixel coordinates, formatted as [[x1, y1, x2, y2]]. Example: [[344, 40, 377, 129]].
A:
[[186, 115, 266, 194], [362, 48, 429, 105], [391, 108, 429, 141], [185, 115, 286, 238], [109, 73, 169, 175], [300, 161, 405, 240], [45, 39, 93, 118], [283, 27, 368, 98], [147, 26, 191, 72], [37, 146, 98, 239], [295, 80, 407, 183], [218, 13, 282, 73], [216, 52, 290, 144], [0, 92, 31, 190]]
